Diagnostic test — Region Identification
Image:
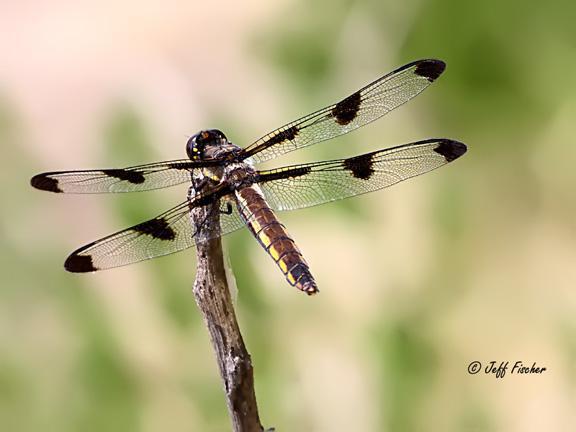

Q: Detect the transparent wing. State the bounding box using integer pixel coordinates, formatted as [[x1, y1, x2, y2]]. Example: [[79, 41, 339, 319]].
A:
[[30, 160, 199, 194], [242, 59, 445, 163], [257, 139, 466, 211], [64, 196, 246, 272]]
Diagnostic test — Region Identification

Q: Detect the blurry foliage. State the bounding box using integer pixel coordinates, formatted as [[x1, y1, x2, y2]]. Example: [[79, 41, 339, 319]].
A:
[[71, 330, 140, 432], [252, 0, 352, 89], [0, 101, 141, 432], [374, 316, 438, 432]]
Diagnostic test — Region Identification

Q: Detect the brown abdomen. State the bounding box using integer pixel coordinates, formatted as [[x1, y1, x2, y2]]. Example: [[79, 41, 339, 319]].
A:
[[235, 186, 318, 295]]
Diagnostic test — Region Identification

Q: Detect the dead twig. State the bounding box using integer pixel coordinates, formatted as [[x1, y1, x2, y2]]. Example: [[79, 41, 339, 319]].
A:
[[190, 199, 266, 432]]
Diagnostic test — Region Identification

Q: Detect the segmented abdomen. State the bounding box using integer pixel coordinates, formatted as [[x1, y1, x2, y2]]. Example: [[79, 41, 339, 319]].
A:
[[235, 186, 318, 295]]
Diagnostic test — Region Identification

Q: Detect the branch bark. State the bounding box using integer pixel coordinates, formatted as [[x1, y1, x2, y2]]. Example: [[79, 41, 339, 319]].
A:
[[190, 199, 266, 432]]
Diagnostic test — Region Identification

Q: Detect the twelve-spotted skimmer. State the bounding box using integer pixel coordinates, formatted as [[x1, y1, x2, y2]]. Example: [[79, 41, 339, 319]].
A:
[[31, 59, 466, 295]]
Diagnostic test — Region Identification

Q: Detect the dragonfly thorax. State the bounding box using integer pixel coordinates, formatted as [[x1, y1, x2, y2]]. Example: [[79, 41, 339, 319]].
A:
[[186, 129, 242, 161], [223, 163, 258, 189]]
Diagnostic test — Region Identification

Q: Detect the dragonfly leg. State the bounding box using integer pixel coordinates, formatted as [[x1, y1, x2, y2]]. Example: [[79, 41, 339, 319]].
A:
[[220, 201, 233, 215]]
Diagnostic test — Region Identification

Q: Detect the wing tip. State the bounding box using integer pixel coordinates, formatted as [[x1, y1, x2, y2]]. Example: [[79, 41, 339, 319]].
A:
[[414, 59, 446, 82], [31, 174, 62, 193], [434, 139, 467, 162], [65, 254, 97, 273]]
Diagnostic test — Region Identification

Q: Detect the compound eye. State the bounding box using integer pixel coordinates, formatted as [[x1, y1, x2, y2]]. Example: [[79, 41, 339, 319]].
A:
[[186, 136, 201, 160], [209, 129, 227, 141]]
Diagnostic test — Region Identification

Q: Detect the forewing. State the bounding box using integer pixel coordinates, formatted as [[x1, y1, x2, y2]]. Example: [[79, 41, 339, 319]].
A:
[[257, 139, 466, 211], [31, 160, 197, 193], [64, 196, 246, 272], [242, 59, 446, 163]]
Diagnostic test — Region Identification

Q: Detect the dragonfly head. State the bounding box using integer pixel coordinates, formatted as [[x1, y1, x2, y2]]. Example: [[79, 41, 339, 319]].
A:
[[186, 129, 240, 161]]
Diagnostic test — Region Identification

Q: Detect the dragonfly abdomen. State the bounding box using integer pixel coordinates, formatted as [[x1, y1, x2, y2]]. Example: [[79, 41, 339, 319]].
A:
[[235, 186, 318, 295]]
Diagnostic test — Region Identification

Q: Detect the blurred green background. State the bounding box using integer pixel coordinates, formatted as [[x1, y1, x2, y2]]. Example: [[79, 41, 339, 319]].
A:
[[2, 0, 576, 431]]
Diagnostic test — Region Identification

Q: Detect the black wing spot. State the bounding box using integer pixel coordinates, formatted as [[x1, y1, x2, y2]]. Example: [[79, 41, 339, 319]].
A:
[[102, 169, 146, 184], [65, 254, 96, 272], [133, 218, 176, 240], [414, 60, 446, 82], [434, 140, 467, 162], [31, 174, 62, 193], [343, 153, 375, 180], [263, 125, 300, 146], [332, 91, 361, 125], [259, 166, 312, 182]]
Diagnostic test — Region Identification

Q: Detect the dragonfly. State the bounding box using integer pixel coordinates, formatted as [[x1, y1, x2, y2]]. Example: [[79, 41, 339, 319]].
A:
[[31, 59, 466, 295]]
